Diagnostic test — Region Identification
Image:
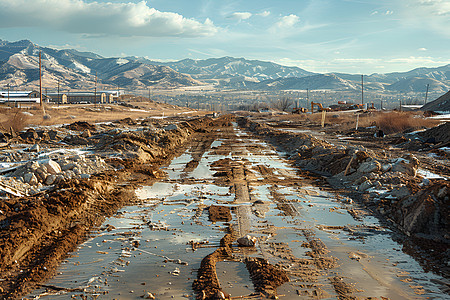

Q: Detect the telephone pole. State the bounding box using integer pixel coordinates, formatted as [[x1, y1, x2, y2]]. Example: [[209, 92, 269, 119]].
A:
[[39, 51, 42, 108], [361, 75, 364, 105], [94, 72, 97, 105]]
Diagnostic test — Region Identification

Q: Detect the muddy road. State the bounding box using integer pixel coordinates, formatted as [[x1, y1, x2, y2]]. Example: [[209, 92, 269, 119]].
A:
[[25, 121, 448, 299]]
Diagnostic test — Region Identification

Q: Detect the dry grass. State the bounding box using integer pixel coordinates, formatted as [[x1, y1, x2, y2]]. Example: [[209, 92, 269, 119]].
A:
[[273, 110, 440, 134], [0, 107, 31, 133], [374, 111, 439, 134]]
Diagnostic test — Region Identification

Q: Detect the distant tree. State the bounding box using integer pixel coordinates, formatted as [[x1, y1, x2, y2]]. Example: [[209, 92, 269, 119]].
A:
[[273, 96, 293, 111]]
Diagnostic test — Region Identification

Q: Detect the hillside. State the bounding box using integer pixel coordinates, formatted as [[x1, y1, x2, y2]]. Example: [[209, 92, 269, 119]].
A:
[[421, 90, 450, 111], [0, 39, 202, 90]]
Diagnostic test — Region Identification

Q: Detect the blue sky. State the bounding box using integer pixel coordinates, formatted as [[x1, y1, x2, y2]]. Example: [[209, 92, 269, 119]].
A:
[[0, 0, 449, 74]]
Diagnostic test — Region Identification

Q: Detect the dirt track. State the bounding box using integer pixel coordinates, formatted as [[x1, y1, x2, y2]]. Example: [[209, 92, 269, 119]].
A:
[[0, 113, 449, 299]]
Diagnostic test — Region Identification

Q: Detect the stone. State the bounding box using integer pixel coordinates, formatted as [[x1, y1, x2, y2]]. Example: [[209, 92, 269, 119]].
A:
[[81, 130, 91, 138], [34, 169, 47, 182], [48, 130, 59, 140], [389, 185, 411, 199], [60, 162, 77, 171], [63, 135, 89, 145], [29, 144, 40, 152], [163, 124, 178, 131], [40, 159, 62, 175], [24, 173, 38, 185], [45, 174, 56, 185], [357, 160, 381, 174], [358, 180, 372, 192], [381, 164, 392, 173], [237, 235, 257, 247]]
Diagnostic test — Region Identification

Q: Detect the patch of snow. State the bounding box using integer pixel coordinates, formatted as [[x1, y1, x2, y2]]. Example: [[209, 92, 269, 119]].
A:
[[70, 60, 91, 74], [417, 169, 446, 180], [116, 58, 129, 65]]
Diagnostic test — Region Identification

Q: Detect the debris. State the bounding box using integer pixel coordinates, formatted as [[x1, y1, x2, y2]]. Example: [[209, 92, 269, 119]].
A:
[[237, 235, 257, 247]]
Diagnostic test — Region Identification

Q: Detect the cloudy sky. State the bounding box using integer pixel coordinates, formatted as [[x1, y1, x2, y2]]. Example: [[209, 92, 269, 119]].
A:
[[0, 0, 449, 74]]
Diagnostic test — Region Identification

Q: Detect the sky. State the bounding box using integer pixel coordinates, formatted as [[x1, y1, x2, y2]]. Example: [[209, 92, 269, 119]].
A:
[[0, 0, 449, 74]]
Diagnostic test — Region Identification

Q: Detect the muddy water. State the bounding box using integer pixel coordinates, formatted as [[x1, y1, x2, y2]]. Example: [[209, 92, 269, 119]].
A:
[[27, 124, 448, 299]]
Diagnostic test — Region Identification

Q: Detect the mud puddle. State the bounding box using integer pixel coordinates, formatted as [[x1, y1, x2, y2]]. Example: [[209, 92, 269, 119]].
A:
[[27, 124, 449, 299]]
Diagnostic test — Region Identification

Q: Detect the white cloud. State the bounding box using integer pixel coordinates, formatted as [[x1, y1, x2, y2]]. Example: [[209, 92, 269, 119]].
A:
[[371, 11, 379, 15], [258, 11, 271, 17], [385, 10, 394, 15], [418, 47, 428, 51], [398, 0, 450, 37], [228, 12, 252, 21], [274, 14, 300, 29], [0, 0, 218, 37]]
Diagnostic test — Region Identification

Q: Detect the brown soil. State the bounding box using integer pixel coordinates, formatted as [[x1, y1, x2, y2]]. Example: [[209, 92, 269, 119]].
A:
[[63, 121, 97, 132], [0, 115, 234, 299], [245, 257, 289, 298], [208, 205, 232, 222], [237, 115, 449, 278], [192, 228, 234, 300]]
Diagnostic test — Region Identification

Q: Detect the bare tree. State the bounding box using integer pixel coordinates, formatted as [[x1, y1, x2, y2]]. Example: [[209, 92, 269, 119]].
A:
[[272, 96, 293, 111]]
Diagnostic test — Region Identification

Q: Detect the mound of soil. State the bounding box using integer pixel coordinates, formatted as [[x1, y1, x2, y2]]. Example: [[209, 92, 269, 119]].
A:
[[64, 121, 96, 132], [418, 122, 450, 144]]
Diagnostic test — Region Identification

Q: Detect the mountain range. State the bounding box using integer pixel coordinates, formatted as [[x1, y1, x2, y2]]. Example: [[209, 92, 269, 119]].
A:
[[0, 39, 449, 94]]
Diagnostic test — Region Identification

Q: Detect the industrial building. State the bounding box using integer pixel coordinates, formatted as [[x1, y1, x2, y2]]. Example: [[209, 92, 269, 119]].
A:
[[0, 91, 41, 105], [47, 91, 119, 104]]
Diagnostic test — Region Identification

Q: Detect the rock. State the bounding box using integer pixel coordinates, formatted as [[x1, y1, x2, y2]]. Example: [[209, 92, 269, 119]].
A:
[[381, 164, 392, 172], [55, 174, 65, 184], [391, 155, 419, 177], [164, 124, 178, 131], [372, 181, 382, 190], [48, 130, 59, 140], [34, 168, 47, 183], [144, 292, 155, 299], [19, 129, 38, 141], [81, 130, 91, 138], [237, 235, 257, 247], [24, 173, 38, 185], [29, 144, 40, 152], [63, 135, 89, 145], [41, 159, 62, 175], [26, 161, 40, 171], [389, 185, 411, 199], [357, 160, 381, 174], [358, 180, 372, 192], [45, 174, 56, 185], [60, 162, 77, 171], [437, 186, 447, 198]]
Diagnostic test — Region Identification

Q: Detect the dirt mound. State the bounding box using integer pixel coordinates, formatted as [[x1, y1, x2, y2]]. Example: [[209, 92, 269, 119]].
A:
[[245, 257, 289, 298], [418, 122, 450, 144], [422, 90, 450, 112], [208, 205, 232, 222], [64, 121, 96, 132]]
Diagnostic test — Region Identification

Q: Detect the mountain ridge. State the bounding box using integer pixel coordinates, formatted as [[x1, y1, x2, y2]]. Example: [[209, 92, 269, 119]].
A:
[[0, 39, 449, 94]]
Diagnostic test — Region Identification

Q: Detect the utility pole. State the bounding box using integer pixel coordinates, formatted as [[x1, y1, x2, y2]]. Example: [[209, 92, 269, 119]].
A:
[[148, 87, 150, 101], [39, 51, 42, 108], [57, 79, 60, 104], [306, 88, 309, 108], [361, 75, 364, 105], [94, 72, 97, 105], [425, 83, 429, 105]]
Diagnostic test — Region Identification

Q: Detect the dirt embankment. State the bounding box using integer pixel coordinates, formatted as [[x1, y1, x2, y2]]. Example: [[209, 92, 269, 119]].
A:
[[0, 115, 234, 299], [237, 117, 449, 277]]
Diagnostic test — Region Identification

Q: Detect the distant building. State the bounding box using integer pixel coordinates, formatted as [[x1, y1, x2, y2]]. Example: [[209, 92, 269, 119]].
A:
[[0, 90, 41, 105], [47, 91, 118, 104]]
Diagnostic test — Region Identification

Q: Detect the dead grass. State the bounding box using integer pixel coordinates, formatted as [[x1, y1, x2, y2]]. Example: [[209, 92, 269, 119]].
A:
[[374, 111, 439, 134], [0, 107, 31, 133]]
